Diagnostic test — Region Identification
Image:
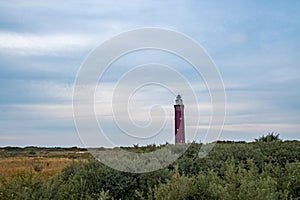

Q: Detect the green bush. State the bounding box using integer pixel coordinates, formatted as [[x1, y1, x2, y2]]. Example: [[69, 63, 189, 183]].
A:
[[0, 171, 46, 200], [1, 140, 300, 199]]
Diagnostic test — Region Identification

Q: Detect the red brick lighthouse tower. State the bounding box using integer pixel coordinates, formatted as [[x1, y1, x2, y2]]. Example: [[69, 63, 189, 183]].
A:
[[174, 94, 185, 143]]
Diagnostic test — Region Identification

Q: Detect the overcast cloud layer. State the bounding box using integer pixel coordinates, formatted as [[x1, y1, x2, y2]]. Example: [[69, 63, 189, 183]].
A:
[[0, 0, 299, 146]]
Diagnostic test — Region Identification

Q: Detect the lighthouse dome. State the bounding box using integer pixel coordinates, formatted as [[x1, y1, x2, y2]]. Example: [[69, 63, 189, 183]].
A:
[[175, 94, 183, 105]]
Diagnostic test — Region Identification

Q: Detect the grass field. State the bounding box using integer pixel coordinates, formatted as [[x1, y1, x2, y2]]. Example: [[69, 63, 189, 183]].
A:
[[0, 147, 90, 180], [0, 157, 76, 180]]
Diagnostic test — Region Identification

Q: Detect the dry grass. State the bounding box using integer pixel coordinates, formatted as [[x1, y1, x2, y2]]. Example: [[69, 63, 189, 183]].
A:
[[0, 149, 91, 181], [0, 157, 78, 180]]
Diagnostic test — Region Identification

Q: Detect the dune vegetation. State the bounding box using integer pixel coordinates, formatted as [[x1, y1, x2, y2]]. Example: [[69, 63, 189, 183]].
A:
[[0, 134, 299, 199]]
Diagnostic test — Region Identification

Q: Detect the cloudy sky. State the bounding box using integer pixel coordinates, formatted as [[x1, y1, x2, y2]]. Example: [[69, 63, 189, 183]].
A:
[[0, 0, 299, 147]]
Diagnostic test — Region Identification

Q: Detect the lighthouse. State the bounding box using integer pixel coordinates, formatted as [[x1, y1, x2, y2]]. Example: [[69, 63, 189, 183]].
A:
[[174, 94, 185, 144]]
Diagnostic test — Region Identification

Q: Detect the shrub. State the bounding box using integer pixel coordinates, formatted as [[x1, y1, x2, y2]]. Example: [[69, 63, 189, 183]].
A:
[[0, 171, 46, 200]]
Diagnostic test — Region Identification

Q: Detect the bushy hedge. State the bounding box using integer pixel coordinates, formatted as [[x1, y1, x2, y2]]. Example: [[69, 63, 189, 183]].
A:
[[1, 140, 299, 199]]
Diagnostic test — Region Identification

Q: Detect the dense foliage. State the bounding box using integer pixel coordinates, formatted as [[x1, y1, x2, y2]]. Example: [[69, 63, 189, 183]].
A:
[[0, 138, 300, 199]]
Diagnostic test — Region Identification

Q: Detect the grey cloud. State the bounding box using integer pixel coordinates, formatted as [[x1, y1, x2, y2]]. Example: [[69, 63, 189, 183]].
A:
[[0, 0, 300, 146]]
